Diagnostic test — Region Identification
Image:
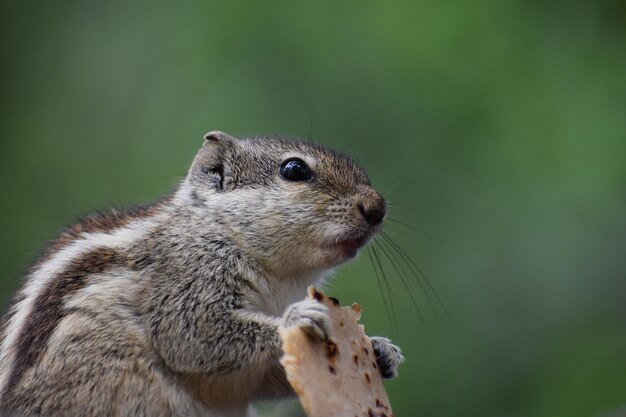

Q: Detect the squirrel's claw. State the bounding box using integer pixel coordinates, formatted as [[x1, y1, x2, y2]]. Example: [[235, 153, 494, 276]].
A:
[[370, 336, 405, 379], [282, 299, 330, 341]]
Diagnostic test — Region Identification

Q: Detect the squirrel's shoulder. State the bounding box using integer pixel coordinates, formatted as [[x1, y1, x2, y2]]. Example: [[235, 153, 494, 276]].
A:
[[31, 196, 175, 271]]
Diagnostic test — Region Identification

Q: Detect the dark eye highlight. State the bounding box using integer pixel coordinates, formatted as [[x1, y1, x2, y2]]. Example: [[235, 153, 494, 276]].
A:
[[279, 158, 313, 182]]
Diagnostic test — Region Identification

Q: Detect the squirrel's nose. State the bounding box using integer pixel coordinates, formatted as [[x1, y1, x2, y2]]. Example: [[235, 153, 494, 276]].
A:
[[358, 194, 386, 226]]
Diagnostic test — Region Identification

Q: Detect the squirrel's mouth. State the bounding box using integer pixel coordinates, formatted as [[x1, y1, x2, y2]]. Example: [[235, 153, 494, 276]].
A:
[[331, 233, 371, 259]]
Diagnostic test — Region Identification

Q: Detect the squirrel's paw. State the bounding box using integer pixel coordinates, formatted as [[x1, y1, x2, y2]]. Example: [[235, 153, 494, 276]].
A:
[[282, 299, 330, 341], [370, 336, 405, 379]]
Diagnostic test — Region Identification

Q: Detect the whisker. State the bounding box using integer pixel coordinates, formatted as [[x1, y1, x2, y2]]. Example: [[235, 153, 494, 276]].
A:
[[386, 218, 443, 243], [371, 245, 399, 330], [374, 238, 429, 334], [381, 172, 419, 193], [378, 233, 436, 315], [367, 247, 396, 333], [380, 231, 450, 321], [307, 107, 315, 141]]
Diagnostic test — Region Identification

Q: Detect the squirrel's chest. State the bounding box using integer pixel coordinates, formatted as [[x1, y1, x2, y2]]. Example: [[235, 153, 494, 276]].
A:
[[248, 272, 329, 317]]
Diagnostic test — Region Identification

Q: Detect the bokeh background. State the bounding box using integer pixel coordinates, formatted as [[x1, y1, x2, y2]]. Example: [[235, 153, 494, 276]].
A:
[[1, 1, 626, 416]]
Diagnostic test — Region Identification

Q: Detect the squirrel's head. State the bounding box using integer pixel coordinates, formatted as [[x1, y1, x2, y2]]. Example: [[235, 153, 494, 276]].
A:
[[183, 131, 385, 278]]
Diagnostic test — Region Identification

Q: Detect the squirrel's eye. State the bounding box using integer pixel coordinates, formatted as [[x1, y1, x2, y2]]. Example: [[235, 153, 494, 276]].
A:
[[279, 158, 313, 182]]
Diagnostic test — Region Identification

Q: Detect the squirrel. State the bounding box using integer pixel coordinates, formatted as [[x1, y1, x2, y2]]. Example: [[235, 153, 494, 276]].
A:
[[0, 131, 404, 417]]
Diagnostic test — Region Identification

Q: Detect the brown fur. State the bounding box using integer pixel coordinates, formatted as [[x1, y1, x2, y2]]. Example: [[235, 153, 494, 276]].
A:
[[34, 198, 172, 270]]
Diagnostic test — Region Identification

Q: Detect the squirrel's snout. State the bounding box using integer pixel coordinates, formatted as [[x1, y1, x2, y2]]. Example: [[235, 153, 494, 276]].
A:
[[357, 193, 386, 226]]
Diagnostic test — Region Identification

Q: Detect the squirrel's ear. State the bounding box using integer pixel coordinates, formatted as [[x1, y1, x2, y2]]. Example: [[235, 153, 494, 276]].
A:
[[203, 130, 237, 145], [190, 131, 238, 191]]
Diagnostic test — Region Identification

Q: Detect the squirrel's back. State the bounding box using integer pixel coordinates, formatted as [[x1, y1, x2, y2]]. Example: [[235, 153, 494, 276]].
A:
[[0, 202, 194, 416]]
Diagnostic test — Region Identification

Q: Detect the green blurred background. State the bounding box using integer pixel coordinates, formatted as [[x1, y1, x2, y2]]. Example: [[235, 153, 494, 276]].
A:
[[1, 1, 625, 416]]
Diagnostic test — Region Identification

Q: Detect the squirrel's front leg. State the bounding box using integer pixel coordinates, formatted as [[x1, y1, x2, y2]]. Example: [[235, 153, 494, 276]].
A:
[[148, 300, 280, 375], [146, 280, 330, 379]]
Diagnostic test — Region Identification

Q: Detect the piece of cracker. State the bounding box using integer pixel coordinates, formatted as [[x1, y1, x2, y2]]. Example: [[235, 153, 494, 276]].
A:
[[279, 287, 394, 417]]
